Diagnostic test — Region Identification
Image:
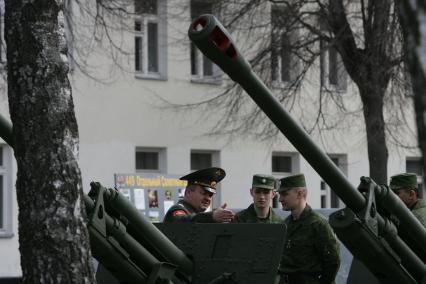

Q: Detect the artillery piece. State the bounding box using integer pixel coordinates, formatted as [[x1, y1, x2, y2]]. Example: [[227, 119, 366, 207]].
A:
[[187, 14, 426, 283], [1, 13, 426, 284]]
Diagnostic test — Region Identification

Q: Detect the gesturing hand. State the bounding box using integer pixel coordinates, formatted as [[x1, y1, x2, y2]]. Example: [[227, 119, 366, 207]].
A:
[[212, 203, 235, 223]]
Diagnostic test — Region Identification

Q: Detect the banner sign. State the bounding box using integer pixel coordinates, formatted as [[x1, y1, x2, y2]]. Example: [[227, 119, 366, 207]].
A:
[[114, 173, 187, 222]]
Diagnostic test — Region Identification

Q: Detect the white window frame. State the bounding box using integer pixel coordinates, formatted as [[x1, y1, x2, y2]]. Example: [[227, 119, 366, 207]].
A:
[[134, 0, 167, 80], [135, 147, 167, 173], [0, 145, 13, 238], [270, 6, 299, 88], [320, 154, 347, 208], [190, 0, 222, 84], [271, 152, 300, 209], [271, 152, 300, 175], [320, 39, 348, 93], [190, 149, 220, 171]]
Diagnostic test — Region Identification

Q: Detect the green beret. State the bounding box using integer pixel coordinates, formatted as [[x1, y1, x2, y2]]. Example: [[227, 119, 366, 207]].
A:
[[252, 174, 276, 190], [278, 174, 306, 192], [389, 173, 418, 191]]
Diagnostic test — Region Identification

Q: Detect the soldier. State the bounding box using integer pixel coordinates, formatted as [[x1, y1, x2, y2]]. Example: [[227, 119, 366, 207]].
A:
[[233, 174, 283, 223], [390, 173, 426, 228], [163, 167, 235, 223], [277, 173, 340, 284]]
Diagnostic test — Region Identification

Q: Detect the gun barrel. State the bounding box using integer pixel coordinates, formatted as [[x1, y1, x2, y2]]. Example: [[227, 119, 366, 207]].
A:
[[84, 195, 160, 273], [188, 14, 365, 212], [374, 184, 426, 260], [102, 187, 194, 276]]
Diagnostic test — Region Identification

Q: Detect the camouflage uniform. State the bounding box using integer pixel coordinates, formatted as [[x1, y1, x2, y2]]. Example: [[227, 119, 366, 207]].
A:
[[163, 199, 214, 223], [279, 205, 340, 284], [390, 173, 426, 228], [410, 199, 426, 228], [233, 203, 283, 223]]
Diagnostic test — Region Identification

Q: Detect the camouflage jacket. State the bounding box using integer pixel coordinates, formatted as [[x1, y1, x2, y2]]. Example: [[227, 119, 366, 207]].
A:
[[233, 203, 283, 223], [280, 205, 340, 284], [411, 199, 426, 228], [163, 199, 214, 223]]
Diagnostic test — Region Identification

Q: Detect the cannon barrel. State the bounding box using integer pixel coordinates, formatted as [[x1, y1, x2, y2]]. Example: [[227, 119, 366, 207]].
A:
[[188, 14, 426, 283], [86, 182, 194, 278], [84, 195, 160, 276], [188, 14, 365, 212]]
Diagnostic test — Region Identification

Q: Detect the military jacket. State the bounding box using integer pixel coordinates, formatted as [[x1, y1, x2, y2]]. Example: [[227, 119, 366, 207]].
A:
[[280, 205, 340, 284], [233, 204, 283, 223], [411, 199, 426, 228], [163, 199, 214, 223]]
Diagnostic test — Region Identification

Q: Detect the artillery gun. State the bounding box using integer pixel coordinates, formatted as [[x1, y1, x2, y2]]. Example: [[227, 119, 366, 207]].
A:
[[187, 14, 426, 283], [1, 13, 426, 284]]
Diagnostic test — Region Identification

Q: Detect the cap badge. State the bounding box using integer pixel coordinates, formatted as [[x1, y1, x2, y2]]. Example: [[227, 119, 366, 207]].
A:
[[262, 178, 266, 184]]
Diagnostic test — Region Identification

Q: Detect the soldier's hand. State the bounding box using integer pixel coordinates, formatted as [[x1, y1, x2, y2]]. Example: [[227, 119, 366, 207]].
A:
[[213, 203, 235, 223]]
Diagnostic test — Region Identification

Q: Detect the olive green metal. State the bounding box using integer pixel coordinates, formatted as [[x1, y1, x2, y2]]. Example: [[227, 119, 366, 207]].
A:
[[101, 186, 194, 276], [373, 181, 426, 261], [330, 208, 416, 284], [88, 226, 148, 283], [84, 195, 160, 274], [0, 113, 14, 148], [188, 14, 365, 212]]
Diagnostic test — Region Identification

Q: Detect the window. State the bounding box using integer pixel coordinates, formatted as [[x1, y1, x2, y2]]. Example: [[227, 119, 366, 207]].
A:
[[319, 20, 347, 92], [135, 147, 166, 172], [272, 152, 299, 173], [190, 150, 220, 171], [0, 145, 13, 237], [191, 153, 212, 170], [406, 158, 424, 198], [190, 0, 221, 83], [272, 156, 292, 173], [320, 42, 347, 91], [134, 0, 167, 79], [320, 155, 347, 208], [271, 6, 298, 86], [272, 152, 299, 208]]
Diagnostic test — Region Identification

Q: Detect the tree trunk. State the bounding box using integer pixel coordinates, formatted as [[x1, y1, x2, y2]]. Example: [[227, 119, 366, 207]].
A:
[[398, 0, 426, 189], [4, 0, 96, 283], [359, 86, 388, 184]]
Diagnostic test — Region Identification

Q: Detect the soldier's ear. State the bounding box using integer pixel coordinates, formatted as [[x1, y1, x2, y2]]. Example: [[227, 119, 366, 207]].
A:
[[296, 188, 304, 198], [250, 188, 254, 197]]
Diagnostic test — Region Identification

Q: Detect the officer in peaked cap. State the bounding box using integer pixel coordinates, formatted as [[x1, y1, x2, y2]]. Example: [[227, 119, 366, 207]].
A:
[[277, 173, 340, 284], [390, 173, 426, 228], [163, 167, 235, 223], [233, 174, 282, 223]]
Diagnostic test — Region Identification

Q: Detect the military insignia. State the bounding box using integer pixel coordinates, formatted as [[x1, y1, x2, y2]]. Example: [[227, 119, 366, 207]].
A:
[[262, 178, 266, 183]]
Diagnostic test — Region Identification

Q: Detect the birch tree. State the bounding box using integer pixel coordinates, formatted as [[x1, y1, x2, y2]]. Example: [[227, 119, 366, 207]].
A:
[[4, 0, 95, 282]]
